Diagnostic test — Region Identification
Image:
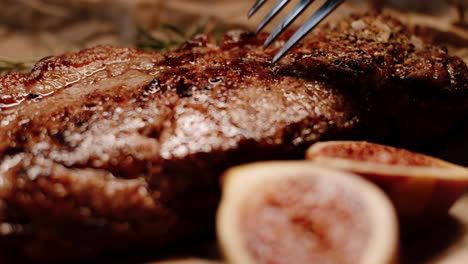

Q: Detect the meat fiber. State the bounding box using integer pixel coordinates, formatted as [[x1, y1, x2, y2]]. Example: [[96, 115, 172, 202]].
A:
[[0, 14, 467, 262]]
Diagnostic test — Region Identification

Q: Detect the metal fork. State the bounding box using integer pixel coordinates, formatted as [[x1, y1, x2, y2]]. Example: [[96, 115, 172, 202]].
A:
[[248, 0, 345, 63]]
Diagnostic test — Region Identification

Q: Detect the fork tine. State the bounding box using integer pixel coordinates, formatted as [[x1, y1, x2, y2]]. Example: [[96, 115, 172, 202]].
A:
[[255, 0, 290, 34], [263, 0, 315, 48], [248, 0, 268, 18], [272, 0, 344, 63]]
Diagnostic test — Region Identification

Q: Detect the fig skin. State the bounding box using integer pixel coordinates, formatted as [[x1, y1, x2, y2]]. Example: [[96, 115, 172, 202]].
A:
[[306, 141, 468, 224], [217, 161, 399, 264]]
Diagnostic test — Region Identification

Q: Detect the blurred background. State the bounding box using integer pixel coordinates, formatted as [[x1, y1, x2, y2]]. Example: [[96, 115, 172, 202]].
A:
[[0, 0, 466, 62]]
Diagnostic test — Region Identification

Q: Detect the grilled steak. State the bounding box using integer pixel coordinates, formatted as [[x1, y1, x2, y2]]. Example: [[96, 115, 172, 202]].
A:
[[0, 14, 467, 262]]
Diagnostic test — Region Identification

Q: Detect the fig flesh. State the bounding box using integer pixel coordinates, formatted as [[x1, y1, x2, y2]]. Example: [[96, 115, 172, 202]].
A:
[[217, 162, 399, 264], [306, 141, 468, 223]]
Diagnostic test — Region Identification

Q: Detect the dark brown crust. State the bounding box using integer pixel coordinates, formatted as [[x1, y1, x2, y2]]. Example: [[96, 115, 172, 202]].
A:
[[0, 14, 467, 262]]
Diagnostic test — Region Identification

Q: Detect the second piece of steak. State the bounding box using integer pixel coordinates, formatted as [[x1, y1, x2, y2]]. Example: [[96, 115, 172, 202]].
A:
[[0, 14, 467, 262]]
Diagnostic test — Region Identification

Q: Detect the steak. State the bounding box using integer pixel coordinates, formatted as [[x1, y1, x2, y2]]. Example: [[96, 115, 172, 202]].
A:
[[0, 14, 467, 262]]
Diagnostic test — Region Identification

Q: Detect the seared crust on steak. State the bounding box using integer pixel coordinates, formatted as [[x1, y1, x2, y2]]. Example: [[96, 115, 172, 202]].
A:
[[0, 14, 467, 262]]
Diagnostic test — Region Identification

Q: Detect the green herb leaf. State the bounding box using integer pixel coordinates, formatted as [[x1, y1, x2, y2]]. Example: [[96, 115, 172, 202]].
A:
[[0, 59, 36, 77], [134, 21, 239, 52]]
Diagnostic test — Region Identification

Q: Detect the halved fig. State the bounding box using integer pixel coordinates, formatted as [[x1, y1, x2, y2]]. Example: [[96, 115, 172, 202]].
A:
[[217, 162, 399, 264], [306, 141, 468, 223]]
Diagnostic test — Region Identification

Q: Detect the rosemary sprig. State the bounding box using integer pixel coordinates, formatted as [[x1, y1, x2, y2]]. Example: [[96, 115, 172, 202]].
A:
[[160, 24, 186, 38], [0, 59, 36, 77], [135, 26, 185, 52], [135, 22, 237, 52]]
